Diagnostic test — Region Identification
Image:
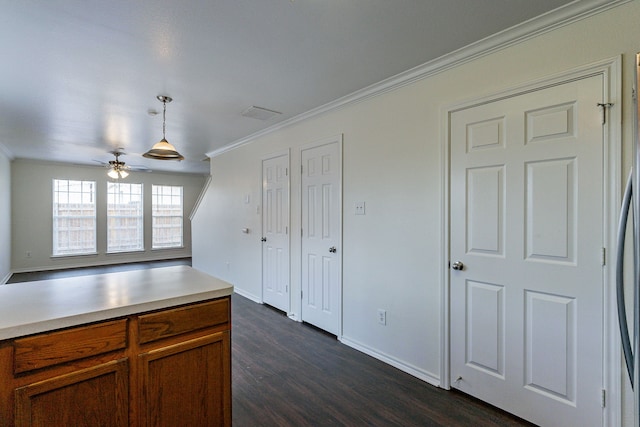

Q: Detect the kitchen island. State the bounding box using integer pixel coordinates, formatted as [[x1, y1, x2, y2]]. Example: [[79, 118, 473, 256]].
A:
[[0, 265, 233, 427]]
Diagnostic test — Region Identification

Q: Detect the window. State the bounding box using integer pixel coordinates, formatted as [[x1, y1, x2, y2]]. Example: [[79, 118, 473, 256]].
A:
[[52, 179, 96, 256], [107, 182, 143, 253], [152, 185, 183, 249]]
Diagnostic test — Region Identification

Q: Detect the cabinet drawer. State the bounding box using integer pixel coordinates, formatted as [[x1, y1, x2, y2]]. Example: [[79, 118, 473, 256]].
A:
[[138, 298, 229, 344], [14, 319, 128, 374]]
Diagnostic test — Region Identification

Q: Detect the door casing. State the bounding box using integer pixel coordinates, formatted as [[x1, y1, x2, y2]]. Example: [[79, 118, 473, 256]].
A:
[[441, 57, 621, 425], [261, 149, 291, 312], [299, 134, 343, 337]]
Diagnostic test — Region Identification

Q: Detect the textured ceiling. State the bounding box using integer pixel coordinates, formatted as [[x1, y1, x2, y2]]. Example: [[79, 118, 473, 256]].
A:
[[0, 0, 610, 174]]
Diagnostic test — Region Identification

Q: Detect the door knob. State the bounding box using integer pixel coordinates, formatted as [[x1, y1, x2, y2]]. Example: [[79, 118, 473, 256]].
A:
[[261, 237, 267, 242], [329, 246, 337, 253], [451, 261, 464, 271]]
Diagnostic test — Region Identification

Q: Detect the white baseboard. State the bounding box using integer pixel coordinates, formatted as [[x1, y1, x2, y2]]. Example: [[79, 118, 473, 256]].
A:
[[233, 288, 261, 304], [340, 335, 441, 387]]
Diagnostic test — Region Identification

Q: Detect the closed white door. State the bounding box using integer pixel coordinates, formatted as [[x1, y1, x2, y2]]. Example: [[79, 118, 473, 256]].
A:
[[301, 139, 342, 335], [262, 153, 290, 312], [450, 75, 604, 427]]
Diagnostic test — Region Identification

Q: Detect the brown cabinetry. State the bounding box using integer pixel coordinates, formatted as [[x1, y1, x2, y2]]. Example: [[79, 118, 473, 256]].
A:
[[0, 296, 231, 427], [15, 359, 129, 427]]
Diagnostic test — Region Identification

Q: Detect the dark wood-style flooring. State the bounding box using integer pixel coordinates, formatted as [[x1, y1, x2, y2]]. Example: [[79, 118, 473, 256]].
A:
[[232, 294, 533, 427], [8, 260, 534, 426]]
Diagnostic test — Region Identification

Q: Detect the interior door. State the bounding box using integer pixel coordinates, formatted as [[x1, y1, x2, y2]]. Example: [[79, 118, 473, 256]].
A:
[[262, 153, 290, 312], [301, 139, 342, 335], [450, 75, 604, 426]]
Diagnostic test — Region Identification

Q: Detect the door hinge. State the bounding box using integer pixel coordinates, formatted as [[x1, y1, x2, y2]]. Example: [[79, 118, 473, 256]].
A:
[[601, 389, 606, 408], [301, 164, 304, 174], [597, 102, 613, 125], [285, 168, 288, 176], [285, 226, 288, 235], [301, 228, 303, 237], [301, 290, 303, 299], [633, 86, 637, 102], [602, 247, 606, 266]]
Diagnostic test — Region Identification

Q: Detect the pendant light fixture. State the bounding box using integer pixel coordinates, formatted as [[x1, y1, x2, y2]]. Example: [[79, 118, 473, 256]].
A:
[[143, 95, 184, 161]]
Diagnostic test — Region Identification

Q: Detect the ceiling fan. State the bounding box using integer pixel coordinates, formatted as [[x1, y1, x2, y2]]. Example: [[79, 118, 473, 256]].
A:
[[94, 151, 151, 179]]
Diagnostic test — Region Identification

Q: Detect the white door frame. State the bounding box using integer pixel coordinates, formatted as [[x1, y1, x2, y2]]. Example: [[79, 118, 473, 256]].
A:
[[441, 57, 621, 425], [299, 134, 344, 338], [261, 149, 291, 311]]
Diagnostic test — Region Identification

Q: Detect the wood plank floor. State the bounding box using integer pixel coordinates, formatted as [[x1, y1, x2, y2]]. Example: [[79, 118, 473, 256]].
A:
[[9, 261, 534, 426], [232, 294, 534, 427]]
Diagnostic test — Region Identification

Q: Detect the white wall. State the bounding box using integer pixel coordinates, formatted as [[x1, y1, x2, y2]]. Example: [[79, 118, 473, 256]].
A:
[[192, 1, 639, 423], [11, 159, 207, 272], [0, 150, 11, 283]]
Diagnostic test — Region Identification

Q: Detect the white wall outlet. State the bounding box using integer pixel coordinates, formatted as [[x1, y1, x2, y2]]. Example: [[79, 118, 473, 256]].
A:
[[377, 309, 386, 325], [355, 201, 366, 215]]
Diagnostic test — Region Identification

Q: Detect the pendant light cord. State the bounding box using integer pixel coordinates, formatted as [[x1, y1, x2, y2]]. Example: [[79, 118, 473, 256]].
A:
[[162, 99, 167, 140]]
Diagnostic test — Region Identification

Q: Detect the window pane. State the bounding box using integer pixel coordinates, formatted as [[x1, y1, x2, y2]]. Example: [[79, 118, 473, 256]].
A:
[[52, 179, 96, 256], [152, 185, 183, 249], [107, 182, 144, 253]]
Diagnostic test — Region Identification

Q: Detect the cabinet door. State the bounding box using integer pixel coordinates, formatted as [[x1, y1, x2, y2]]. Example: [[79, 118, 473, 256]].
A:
[[15, 359, 128, 427], [138, 331, 231, 427]]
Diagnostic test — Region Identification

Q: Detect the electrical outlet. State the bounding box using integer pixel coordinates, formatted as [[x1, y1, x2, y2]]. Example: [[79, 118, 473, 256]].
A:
[[25, 251, 32, 258], [377, 309, 386, 325], [355, 201, 366, 215]]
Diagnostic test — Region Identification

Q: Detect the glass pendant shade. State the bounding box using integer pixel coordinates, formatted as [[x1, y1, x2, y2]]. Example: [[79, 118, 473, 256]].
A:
[[143, 95, 184, 161], [143, 138, 185, 160], [107, 168, 119, 179]]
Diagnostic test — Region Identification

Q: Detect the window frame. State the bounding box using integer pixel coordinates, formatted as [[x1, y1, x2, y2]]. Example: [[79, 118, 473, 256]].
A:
[[52, 179, 97, 257], [151, 185, 184, 250], [107, 182, 144, 254]]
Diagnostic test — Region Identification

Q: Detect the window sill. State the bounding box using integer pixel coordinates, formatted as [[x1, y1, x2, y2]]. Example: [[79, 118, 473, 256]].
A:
[[50, 252, 98, 259], [106, 249, 145, 255]]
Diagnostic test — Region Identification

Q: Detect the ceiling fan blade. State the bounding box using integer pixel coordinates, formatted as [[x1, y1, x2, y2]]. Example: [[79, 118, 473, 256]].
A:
[[129, 165, 152, 172]]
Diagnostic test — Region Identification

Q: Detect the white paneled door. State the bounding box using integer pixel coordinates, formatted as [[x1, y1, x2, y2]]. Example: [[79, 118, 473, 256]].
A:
[[301, 139, 342, 335], [450, 75, 604, 427], [262, 153, 290, 312]]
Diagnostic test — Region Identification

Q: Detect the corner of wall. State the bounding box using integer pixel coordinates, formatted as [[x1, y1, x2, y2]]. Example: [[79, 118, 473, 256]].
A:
[[0, 150, 11, 283]]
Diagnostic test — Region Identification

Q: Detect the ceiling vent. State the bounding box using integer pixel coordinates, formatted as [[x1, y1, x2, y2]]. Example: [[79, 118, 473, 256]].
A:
[[241, 106, 282, 121]]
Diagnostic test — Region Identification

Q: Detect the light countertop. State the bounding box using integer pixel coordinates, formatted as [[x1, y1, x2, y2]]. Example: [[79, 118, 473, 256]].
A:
[[0, 265, 233, 340]]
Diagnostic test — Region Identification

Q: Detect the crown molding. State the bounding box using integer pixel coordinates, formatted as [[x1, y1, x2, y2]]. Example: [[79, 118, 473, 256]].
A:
[[208, 0, 630, 158]]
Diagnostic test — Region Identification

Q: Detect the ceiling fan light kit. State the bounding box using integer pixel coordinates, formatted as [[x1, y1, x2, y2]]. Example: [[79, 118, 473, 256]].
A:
[[107, 151, 130, 180], [143, 95, 185, 161], [107, 167, 129, 180]]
